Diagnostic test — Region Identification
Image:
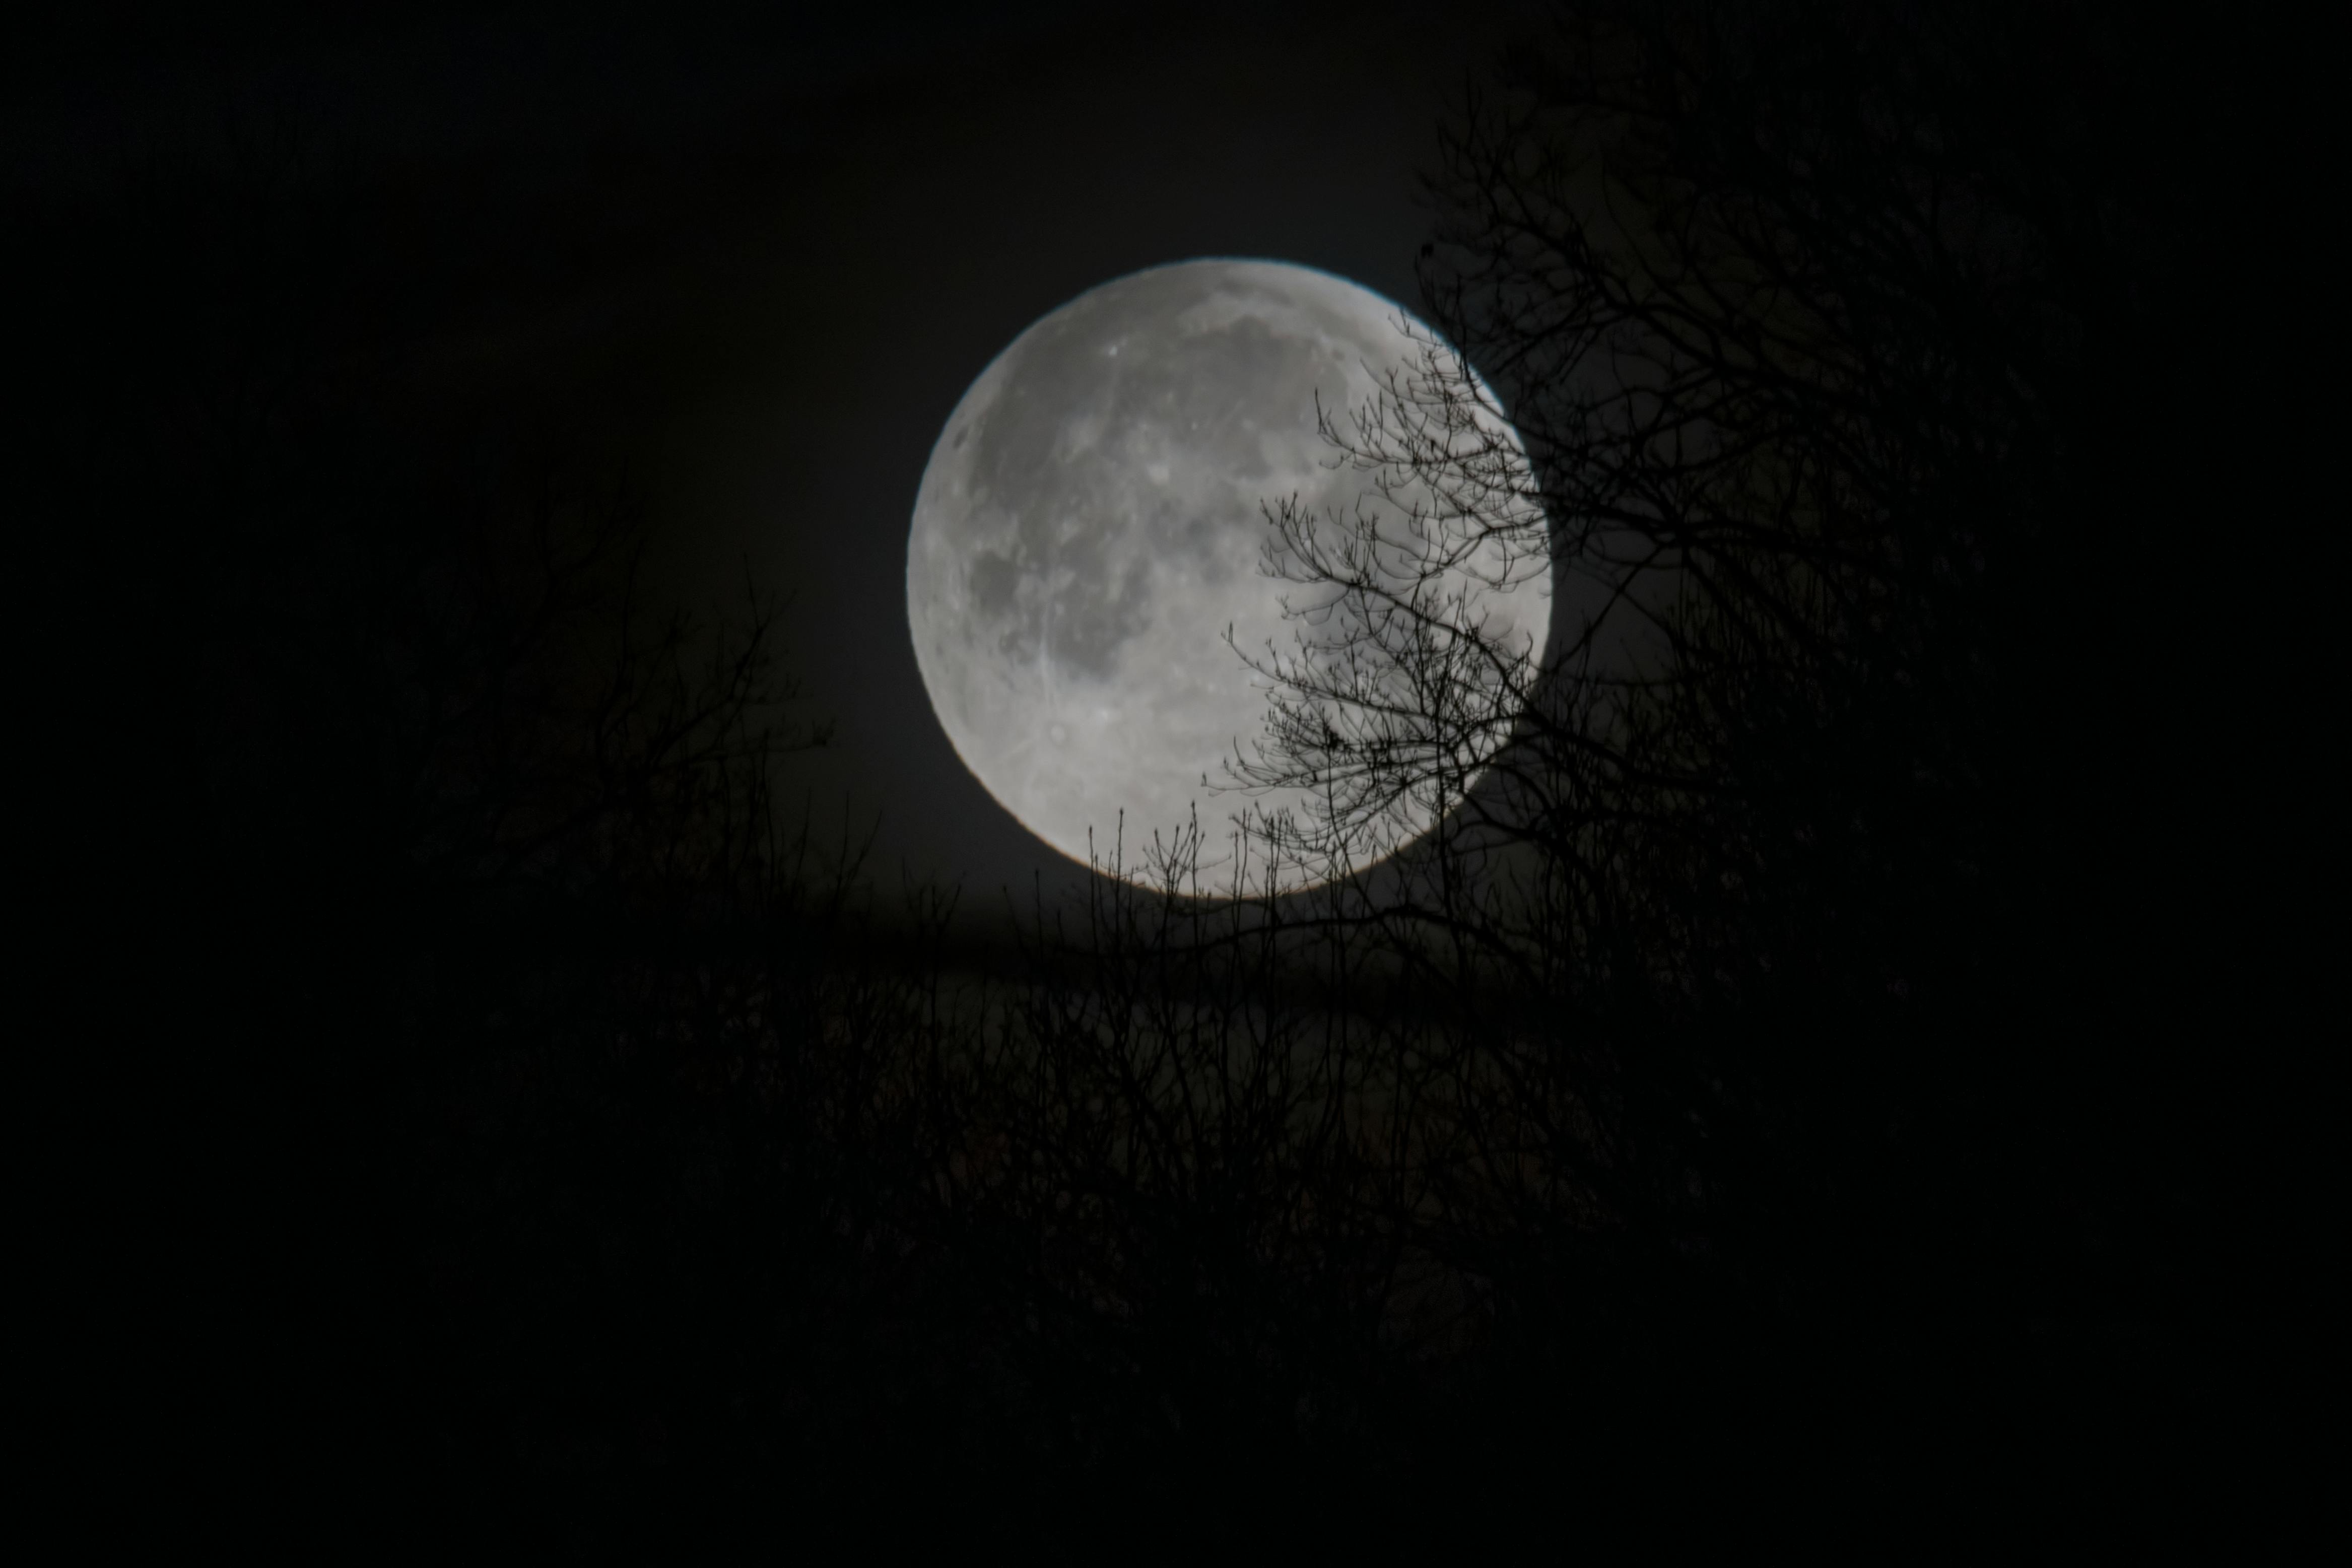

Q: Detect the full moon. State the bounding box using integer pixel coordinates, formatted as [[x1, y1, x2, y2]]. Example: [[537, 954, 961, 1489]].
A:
[[907, 258, 1542, 888]]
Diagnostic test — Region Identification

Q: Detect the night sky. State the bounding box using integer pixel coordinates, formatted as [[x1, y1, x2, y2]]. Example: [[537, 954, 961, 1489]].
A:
[[20, 0, 1520, 909], [20, 2, 2316, 1554]]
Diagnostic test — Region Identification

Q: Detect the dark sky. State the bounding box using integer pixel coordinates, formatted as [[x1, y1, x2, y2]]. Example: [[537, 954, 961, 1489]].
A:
[[21, 12, 2303, 1542], [14, 1, 1535, 911]]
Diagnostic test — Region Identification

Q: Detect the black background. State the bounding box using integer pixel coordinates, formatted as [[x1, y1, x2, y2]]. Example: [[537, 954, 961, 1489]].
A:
[[16, 1, 2327, 1555], [18, 0, 1512, 902]]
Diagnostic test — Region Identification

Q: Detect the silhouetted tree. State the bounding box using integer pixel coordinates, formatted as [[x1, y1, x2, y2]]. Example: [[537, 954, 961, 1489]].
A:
[[1215, 0, 2288, 1537]]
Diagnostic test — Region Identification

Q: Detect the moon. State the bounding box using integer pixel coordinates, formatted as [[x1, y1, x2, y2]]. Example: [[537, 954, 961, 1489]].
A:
[[906, 258, 1541, 888]]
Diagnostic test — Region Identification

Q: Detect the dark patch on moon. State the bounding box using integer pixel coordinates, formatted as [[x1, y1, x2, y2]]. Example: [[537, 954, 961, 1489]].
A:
[[967, 550, 1026, 653]]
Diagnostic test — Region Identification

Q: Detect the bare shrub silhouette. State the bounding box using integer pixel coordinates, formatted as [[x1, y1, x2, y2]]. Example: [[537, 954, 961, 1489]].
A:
[[1194, 0, 2284, 1537]]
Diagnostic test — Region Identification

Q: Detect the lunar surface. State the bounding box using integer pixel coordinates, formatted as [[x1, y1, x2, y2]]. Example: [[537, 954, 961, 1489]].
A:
[[906, 258, 1542, 888]]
